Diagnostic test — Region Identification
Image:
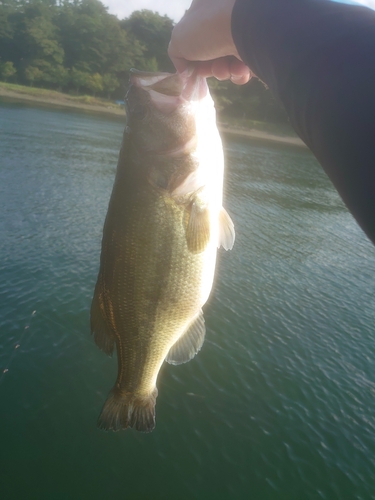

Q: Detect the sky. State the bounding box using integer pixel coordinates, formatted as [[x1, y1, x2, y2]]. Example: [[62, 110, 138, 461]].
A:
[[103, 0, 191, 22], [102, 0, 375, 22]]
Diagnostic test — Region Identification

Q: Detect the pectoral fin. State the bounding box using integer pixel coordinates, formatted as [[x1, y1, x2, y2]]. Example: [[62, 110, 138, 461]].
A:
[[218, 207, 235, 250], [185, 200, 210, 253], [165, 310, 206, 365]]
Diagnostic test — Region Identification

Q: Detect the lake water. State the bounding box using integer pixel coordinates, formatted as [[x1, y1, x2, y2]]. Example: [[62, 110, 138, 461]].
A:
[[1, 100, 375, 500]]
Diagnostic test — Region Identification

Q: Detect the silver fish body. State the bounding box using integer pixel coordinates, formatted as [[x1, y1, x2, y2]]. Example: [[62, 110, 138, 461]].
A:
[[90, 69, 235, 432]]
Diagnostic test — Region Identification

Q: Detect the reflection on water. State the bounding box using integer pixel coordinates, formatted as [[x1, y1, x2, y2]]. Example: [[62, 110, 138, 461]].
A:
[[1, 101, 375, 499]]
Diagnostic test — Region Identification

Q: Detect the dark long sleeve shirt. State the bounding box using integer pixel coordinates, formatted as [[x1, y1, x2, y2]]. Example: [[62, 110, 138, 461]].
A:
[[232, 0, 375, 245]]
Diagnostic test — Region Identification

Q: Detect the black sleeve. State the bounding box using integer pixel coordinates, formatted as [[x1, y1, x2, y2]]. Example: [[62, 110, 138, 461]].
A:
[[232, 0, 375, 245]]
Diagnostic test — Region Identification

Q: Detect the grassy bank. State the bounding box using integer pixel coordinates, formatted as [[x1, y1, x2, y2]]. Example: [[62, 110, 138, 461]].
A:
[[0, 81, 125, 117], [0, 82, 122, 108], [218, 116, 297, 137]]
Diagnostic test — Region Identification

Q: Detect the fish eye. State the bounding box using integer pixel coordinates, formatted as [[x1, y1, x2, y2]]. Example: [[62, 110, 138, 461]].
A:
[[132, 104, 147, 121]]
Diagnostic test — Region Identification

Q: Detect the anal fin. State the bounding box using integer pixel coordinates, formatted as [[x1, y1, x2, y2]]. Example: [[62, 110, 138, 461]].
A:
[[165, 310, 206, 365], [90, 285, 115, 356]]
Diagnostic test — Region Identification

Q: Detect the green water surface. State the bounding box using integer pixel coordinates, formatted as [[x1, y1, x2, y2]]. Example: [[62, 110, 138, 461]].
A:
[[1, 101, 375, 500]]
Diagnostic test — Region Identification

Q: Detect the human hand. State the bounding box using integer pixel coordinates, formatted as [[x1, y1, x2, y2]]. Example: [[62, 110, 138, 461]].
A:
[[168, 0, 253, 85]]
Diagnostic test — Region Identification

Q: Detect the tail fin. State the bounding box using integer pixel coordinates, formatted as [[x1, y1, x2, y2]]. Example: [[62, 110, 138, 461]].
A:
[[97, 387, 158, 433]]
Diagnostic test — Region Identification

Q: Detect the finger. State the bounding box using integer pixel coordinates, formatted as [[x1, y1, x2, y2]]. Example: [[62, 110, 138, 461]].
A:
[[195, 58, 252, 84], [230, 73, 251, 85], [171, 56, 189, 73], [193, 61, 217, 78], [211, 57, 232, 81], [229, 58, 254, 85], [228, 57, 248, 78], [167, 37, 186, 73]]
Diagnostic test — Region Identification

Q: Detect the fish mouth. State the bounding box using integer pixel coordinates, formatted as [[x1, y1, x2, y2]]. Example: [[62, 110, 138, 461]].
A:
[[130, 69, 183, 96], [129, 68, 208, 114]]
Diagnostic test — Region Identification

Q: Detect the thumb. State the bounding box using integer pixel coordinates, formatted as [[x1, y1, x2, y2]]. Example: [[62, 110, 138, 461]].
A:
[[168, 42, 189, 73]]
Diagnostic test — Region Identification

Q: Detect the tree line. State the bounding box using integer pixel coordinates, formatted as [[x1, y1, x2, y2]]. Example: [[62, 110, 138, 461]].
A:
[[0, 0, 288, 124]]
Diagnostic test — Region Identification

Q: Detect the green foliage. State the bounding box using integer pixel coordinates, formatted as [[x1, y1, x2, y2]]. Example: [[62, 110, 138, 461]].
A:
[[57, 0, 142, 75], [24, 65, 43, 86], [208, 79, 233, 113], [45, 63, 69, 88], [210, 77, 288, 124], [102, 73, 119, 98], [86, 72, 103, 95], [0, 0, 289, 125], [0, 60, 16, 81], [0, 0, 150, 94], [137, 56, 158, 73], [121, 10, 175, 72], [70, 66, 90, 93], [0, 4, 13, 41], [25, 15, 64, 65]]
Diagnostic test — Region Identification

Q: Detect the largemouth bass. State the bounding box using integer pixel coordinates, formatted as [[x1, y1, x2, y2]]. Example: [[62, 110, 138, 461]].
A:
[[90, 69, 235, 432]]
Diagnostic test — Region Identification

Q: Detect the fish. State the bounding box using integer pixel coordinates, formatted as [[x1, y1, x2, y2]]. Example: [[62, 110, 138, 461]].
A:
[[90, 69, 235, 432]]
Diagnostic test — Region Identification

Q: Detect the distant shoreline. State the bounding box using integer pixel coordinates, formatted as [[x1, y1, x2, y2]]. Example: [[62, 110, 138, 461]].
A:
[[0, 86, 306, 148], [0, 86, 125, 118], [219, 127, 306, 147]]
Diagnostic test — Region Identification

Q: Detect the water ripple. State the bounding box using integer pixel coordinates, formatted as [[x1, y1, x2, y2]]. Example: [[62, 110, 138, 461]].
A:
[[1, 103, 375, 499]]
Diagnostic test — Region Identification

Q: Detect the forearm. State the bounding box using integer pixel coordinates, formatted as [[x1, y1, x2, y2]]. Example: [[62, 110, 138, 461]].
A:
[[232, 0, 375, 244]]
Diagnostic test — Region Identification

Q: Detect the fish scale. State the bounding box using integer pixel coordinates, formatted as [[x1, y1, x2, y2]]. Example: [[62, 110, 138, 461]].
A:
[[91, 69, 235, 432]]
